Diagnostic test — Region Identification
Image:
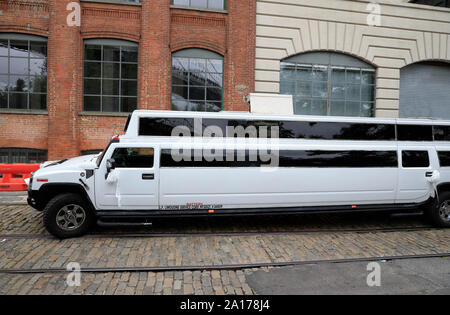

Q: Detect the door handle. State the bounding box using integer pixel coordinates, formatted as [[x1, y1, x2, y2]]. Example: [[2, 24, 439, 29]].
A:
[[142, 173, 154, 180], [425, 171, 433, 177]]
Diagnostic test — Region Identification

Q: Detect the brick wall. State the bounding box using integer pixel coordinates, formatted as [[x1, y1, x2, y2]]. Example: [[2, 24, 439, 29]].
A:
[[0, 0, 256, 160]]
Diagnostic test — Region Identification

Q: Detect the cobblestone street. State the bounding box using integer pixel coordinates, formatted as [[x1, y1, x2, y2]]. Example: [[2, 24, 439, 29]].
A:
[[0, 203, 449, 295]]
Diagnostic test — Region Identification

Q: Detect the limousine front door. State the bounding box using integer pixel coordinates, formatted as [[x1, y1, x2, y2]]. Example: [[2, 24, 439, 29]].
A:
[[396, 146, 438, 204], [95, 146, 159, 210]]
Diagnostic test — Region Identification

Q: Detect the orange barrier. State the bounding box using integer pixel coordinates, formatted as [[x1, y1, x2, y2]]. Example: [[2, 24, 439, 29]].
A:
[[0, 164, 41, 191]]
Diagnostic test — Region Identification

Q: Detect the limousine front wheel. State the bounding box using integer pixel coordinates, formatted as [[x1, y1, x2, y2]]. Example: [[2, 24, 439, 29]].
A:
[[428, 192, 450, 227], [43, 193, 95, 238]]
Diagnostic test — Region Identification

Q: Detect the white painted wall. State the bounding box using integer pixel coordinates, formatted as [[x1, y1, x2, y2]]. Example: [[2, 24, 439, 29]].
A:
[[255, 0, 450, 118]]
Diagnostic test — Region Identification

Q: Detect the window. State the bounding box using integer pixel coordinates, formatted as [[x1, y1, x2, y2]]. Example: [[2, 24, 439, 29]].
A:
[[402, 151, 430, 168], [111, 147, 154, 168], [172, 49, 223, 112], [399, 62, 450, 119], [139, 117, 396, 140], [173, 0, 224, 10], [438, 152, 450, 167], [83, 39, 138, 113], [280, 52, 376, 117], [434, 126, 450, 141], [0, 34, 47, 110], [397, 125, 433, 141], [410, 0, 449, 7], [0, 148, 47, 163], [161, 149, 398, 168]]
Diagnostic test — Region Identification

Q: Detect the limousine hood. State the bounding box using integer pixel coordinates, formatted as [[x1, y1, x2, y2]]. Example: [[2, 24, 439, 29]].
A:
[[43, 154, 99, 169], [30, 154, 99, 185], [26, 154, 100, 191]]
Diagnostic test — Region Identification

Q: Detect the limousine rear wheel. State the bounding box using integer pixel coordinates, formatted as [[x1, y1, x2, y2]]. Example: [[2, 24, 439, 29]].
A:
[[428, 192, 450, 227], [43, 193, 95, 238]]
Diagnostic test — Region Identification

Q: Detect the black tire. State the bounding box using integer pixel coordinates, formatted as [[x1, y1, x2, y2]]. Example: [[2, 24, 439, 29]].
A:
[[43, 193, 95, 238], [426, 191, 450, 228]]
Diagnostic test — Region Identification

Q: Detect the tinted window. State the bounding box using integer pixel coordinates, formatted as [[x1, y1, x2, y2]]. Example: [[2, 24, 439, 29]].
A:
[[278, 150, 397, 167], [402, 151, 430, 168], [111, 147, 154, 168], [438, 151, 450, 167], [139, 118, 196, 136], [434, 126, 450, 141], [397, 125, 433, 141], [140, 117, 395, 140], [203, 120, 395, 140], [161, 149, 397, 168], [278, 122, 395, 140]]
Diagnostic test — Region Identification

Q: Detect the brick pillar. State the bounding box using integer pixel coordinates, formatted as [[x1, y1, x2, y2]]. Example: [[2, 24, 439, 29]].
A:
[[225, 0, 256, 112], [47, 0, 81, 160], [139, 0, 171, 110]]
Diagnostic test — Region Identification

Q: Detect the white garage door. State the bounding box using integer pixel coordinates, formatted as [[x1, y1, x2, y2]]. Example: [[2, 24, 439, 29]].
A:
[[399, 62, 450, 119]]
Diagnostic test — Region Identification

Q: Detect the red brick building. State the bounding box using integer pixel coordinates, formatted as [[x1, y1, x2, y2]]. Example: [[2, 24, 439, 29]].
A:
[[0, 0, 256, 161]]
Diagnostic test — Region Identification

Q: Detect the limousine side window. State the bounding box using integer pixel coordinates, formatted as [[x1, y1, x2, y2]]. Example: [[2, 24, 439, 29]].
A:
[[434, 126, 450, 141], [161, 149, 398, 168], [438, 151, 450, 167], [111, 147, 155, 168], [139, 117, 396, 140], [397, 125, 433, 141], [402, 151, 430, 168]]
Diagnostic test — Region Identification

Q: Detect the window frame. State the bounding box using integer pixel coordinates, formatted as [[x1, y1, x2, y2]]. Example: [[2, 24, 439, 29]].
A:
[[0, 33, 48, 111], [171, 49, 224, 112], [82, 39, 139, 113]]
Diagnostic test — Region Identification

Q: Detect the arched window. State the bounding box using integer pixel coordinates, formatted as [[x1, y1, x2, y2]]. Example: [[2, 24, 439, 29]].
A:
[[399, 61, 450, 119], [0, 33, 48, 110], [83, 39, 138, 113], [171, 49, 223, 112], [280, 52, 376, 117]]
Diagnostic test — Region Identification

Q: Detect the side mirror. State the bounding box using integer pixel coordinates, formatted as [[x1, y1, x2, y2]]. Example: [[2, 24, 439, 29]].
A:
[[105, 158, 116, 179]]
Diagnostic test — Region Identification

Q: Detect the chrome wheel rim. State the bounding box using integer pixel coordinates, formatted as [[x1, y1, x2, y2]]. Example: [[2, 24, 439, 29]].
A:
[[56, 204, 86, 231], [439, 200, 450, 222]]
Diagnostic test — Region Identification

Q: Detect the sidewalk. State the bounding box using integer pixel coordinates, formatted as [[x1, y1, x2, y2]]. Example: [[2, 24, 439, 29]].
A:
[[0, 191, 27, 205]]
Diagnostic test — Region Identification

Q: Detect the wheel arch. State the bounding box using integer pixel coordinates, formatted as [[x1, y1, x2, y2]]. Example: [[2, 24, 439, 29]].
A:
[[437, 182, 450, 195], [38, 183, 95, 212]]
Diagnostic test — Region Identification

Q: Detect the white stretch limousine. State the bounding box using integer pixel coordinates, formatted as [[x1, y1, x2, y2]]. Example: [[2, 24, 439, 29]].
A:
[[27, 110, 450, 238]]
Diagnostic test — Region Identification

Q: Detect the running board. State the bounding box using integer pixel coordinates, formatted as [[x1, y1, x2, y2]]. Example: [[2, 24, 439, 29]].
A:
[[95, 199, 431, 219], [97, 218, 153, 228]]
